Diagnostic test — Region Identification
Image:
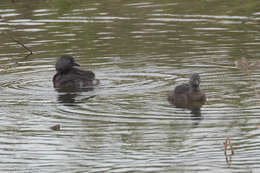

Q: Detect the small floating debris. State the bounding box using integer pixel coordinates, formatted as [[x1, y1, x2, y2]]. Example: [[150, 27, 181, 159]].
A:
[[235, 57, 260, 103], [235, 57, 260, 72], [224, 137, 234, 155], [224, 137, 234, 166], [50, 124, 61, 131], [235, 57, 249, 73]]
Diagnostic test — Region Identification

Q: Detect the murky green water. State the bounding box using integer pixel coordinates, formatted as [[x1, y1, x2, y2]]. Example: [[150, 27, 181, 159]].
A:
[[1, 0, 260, 172]]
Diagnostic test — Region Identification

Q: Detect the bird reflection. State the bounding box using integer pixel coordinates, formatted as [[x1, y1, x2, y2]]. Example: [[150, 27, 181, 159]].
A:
[[57, 90, 78, 105], [55, 87, 96, 105], [188, 102, 204, 125], [168, 102, 204, 126]]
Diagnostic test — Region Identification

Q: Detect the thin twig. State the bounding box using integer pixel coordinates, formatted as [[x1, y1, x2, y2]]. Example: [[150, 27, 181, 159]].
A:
[[3, 32, 33, 56]]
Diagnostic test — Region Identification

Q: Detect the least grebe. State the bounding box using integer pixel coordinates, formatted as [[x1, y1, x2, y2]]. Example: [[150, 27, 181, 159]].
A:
[[53, 55, 99, 90], [168, 73, 206, 108]]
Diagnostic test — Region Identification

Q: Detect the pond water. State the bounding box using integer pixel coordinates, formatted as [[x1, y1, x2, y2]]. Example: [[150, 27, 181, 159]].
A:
[[0, 0, 260, 172]]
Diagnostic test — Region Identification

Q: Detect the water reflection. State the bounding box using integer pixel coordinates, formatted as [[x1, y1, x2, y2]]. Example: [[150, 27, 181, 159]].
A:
[[225, 154, 233, 167], [56, 89, 78, 104], [55, 87, 96, 105], [189, 102, 204, 126], [169, 100, 204, 126]]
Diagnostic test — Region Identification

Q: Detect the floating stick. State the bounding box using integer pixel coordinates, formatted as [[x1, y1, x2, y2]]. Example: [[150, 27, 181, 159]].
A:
[[3, 32, 33, 56]]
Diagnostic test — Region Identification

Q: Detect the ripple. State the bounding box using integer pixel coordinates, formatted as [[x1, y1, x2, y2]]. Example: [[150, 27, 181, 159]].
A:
[[149, 17, 211, 22], [35, 19, 113, 23], [8, 19, 45, 25], [194, 27, 228, 31]]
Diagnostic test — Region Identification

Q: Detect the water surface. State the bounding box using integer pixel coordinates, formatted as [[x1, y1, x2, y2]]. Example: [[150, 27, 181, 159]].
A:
[[0, 0, 260, 172]]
